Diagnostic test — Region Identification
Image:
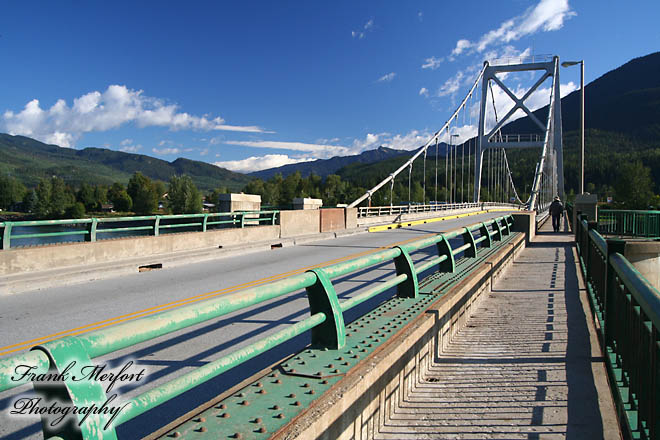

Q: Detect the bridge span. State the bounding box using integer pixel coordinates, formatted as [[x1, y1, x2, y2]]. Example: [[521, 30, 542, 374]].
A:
[[0, 208, 520, 439]]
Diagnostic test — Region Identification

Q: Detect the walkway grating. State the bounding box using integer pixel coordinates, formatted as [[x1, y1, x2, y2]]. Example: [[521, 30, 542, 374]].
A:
[[376, 221, 620, 440]]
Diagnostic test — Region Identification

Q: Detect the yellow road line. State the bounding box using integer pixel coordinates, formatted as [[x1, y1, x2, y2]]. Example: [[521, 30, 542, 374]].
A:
[[367, 209, 490, 232], [0, 232, 434, 356]]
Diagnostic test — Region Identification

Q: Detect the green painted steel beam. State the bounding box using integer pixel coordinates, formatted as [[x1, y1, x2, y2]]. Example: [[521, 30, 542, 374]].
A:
[[115, 313, 326, 426]]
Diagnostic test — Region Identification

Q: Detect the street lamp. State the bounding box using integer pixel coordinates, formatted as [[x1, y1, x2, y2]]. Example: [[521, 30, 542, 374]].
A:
[[561, 60, 585, 194]]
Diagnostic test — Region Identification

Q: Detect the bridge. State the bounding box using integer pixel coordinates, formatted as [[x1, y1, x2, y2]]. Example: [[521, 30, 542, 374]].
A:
[[0, 56, 658, 440]]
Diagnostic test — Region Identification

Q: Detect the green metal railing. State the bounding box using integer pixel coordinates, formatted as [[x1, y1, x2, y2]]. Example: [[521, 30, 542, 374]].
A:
[[0, 210, 279, 250], [575, 214, 660, 440], [0, 215, 514, 439], [598, 209, 660, 239]]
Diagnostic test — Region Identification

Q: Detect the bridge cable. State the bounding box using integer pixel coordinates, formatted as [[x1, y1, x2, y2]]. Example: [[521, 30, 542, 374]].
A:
[[434, 137, 438, 203]]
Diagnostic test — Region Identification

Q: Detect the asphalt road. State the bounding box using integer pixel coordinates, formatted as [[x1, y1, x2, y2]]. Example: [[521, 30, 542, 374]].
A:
[[0, 211, 513, 439]]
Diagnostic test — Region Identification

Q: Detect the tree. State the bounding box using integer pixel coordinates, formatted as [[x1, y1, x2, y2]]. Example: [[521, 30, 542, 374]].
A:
[[92, 185, 108, 211], [108, 182, 132, 212], [127, 172, 158, 214], [206, 187, 229, 212], [0, 175, 26, 210], [77, 183, 96, 211], [614, 161, 654, 209], [33, 177, 75, 218], [167, 175, 202, 214], [65, 202, 86, 219]]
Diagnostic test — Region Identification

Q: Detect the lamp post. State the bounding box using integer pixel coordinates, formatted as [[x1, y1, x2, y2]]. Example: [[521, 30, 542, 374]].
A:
[[561, 60, 584, 194]]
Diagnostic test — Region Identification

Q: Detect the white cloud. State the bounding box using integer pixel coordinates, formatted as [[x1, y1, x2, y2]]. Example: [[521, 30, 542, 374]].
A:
[[450, 0, 575, 57], [378, 72, 396, 83], [120, 138, 133, 146], [215, 154, 313, 172], [1, 85, 269, 147], [152, 147, 181, 155], [421, 56, 443, 70], [225, 140, 350, 158], [437, 71, 465, 97], [120, 144, 141, 153], [352, 19, 375, 39], [200, 148, 209, 156], [419, 87, 429, 97], [418, 11, 423, 22]]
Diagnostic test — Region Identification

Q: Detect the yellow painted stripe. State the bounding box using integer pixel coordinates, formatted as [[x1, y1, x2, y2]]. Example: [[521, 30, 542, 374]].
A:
[[367, 208, 519, 232], [0, 231, 435, 357]]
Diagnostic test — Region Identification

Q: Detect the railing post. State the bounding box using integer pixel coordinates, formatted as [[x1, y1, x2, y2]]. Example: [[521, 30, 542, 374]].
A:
[[32, 337, 119, 440], [501, 217, 511, 236], [85, 218, 98, 242], [491, 219, 502, 241], [435, 236, 456, 273], [479, 222, 492, 248], [604, 238, 626, 350], [153, 216, 161, 236], [393, 246, 419, 298], [239, 213, 245, 228], [305, 268, 345, 349], [271, 211, 277, 225], [585, 221, 598, 284], [462, 228, 477, 258], [2, 222, 12, 250]]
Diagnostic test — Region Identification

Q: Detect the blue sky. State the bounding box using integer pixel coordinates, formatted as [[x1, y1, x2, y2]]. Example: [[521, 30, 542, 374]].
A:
[[1, 1, 658, 173]]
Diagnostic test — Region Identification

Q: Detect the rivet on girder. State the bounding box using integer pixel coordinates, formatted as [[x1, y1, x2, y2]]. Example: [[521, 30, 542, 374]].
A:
[[198, 427, 207, 433], [276, 413, 285, 419], [272, 405, 280, 410], [321, 380, 328, 384], [196, 417, 206, 423], [255, 382, 263, 387], [308, 389, 315, 395], [257, 389, 266, 394], [288, 393, 296, 398], [172, 432, 181, 438], [237, 393, 245, 398], [220, 413, 230, 418], [257, 427, 267, 433], [302, 383, 310, 388], [240, 400, 249, 406], [217, 404, 227, 410], [253, 418, 262, 424], [233, 433, 243, 439], [293, 401, 301, 406]]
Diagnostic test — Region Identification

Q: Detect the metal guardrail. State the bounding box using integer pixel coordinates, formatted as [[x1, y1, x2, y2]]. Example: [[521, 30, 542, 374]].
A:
[[357, 202, 522, 218], [575, 214, 660, 439], [0, 211, 279, 250], [0, 215, 514, 439], [598, 209, 660, 239]]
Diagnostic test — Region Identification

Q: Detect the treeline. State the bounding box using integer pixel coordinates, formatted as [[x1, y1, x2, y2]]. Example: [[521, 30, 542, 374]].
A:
[[0, 172, 210, 219], [241, 172, 366, 207]]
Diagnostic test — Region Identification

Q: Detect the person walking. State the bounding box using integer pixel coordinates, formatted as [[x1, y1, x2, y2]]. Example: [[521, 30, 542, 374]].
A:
[[549, 196, 564, 232]]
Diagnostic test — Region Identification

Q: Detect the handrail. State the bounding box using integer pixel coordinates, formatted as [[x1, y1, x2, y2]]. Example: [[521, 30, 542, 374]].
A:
[[0, 210, 279, 250], [356, 202, 522, 218], [575, 214, 660, 439], [598, 209, 660, 239], [0, 214, 515, 438]]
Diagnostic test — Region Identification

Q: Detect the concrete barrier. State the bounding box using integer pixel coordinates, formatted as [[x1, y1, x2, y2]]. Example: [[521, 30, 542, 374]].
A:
[[345, 208, 358, 229], [320, 208, 345, 232], [0, 225, 280, 276], [280, 209, 321, 238], [273, 232, 526, 439]]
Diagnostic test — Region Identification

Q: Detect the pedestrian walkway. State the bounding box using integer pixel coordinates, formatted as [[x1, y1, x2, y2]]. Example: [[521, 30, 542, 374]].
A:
[[376, 221, 620, 439]]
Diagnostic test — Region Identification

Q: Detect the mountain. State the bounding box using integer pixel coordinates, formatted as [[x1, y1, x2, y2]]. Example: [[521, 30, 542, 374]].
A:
[[0, 134, 251, 191], [503, 51, 660, 140], [331, 52, 660, 200], [248, 146, 411, 179]]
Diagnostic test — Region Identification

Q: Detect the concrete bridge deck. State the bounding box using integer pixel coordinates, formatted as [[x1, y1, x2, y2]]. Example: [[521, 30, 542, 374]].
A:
[[377, 221, 620, 439]]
